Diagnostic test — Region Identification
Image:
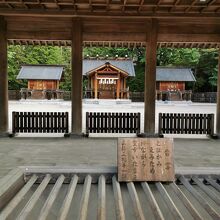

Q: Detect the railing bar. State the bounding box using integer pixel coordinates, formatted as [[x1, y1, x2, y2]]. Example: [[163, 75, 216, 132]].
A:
[[16, 174, 51, 220], [77, 175, 92, 220], [179, 175, 220, 219], [98, 175, 106, 220], [141, 182, 165, 220], [170, 183, 203, 220], [127, 182, 145, 220], [38, 175, 65, 220], [192, 177, 220, 206], [57, 175, 79, 220], [155, 182, 184, 220], [112, 176, 125, 220], [0, 175, 38, 219], [205, 178, 220, 192]]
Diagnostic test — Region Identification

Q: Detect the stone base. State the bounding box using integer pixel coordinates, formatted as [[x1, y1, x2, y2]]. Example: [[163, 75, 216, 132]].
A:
[[0, 132, 10, 138], [65, 133, 87, 138], [210, 134, 220, 139], [137, 133, 161, 138]]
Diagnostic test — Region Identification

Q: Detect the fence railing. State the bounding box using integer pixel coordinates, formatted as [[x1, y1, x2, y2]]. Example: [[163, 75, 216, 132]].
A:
[[12, 112, 69, 135], [158, 113, 214, 136], [86, 112, 141, 136]]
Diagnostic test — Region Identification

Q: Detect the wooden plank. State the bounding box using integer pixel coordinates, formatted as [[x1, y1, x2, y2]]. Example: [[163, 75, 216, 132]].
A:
[[27, 112, 30, 133], [127, 182, 145, 220], [112, 176, 125, 220], [155, 182, 184, 220], [46, 113, 50, 133], [104, 113, 108, 133], [137, 113, 141, 135], [97, 112, 100, 133], [205, 178, 220, 192], [179, 175, 220, 219], [192, 176, 220, 206], [77, 175, 92, 220], [0, 168, 24, 210], [16, 174, 51, 220], [97, 175, 106, 220], [12, 111, 16, 134], [119, 113, 122, 133], [23, 112, 27, 132], [118, 138, 175, 182], [170, 183, 203, 220], [100, 113, 104, 133], [57, 175, 78, 220], [0, 175, 37, 219], [141, 182, 165, 220], [123, 113, 126, 133], [65, 112, 69, 134], [38, 175, 65, 220], [86, 112, 89, 135]]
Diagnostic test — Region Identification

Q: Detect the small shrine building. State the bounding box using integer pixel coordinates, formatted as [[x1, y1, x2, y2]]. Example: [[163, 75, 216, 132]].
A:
[[156, 67, 195, 91], [83, 59, 135, 99], [17, 64, 64, 99], [156, 67, 195, 101]]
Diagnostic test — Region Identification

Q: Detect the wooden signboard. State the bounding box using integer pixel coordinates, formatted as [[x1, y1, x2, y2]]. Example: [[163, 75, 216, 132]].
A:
[[118, 138, 175, 182]]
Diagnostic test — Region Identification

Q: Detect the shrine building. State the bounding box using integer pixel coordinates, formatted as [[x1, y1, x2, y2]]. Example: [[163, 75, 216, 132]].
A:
[[17, 65, 64, 99], [156, 67, 195, 92], [83, 59, 135, 99]]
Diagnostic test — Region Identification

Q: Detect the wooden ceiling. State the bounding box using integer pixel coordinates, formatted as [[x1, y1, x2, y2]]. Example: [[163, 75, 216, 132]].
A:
[[7, 39, 220, 48], [0, 0, 220, 17]]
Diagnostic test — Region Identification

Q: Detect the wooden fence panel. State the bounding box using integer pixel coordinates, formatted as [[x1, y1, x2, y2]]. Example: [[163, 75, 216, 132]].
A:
[[158, 113, 214, 136], [86, 112, 141, 136], [12, 112, 69, 135]]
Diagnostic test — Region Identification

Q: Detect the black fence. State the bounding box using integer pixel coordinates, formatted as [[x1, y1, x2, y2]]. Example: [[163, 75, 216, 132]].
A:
[[158, 113, 214, 136], [192, 92, 217, 103], [86, 112, 141, 136], [12, 112, 69, 135]]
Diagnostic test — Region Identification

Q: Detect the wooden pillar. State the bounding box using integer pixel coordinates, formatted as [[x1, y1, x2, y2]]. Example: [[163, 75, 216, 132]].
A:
[[94, 73, 98, 99], [116, 74, 120, 99], [0, 16, 8, 135], [144, 19, 158, 135], [216, 49, 220, 137], [71, 18, 82, 135]]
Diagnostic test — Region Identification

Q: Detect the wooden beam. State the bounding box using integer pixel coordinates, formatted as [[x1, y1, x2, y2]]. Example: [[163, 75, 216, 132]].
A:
[[71, 18, 83, 135], [216, 48, 220, 137], [0, 16, 8, 135], [144, 19, 158, 134]]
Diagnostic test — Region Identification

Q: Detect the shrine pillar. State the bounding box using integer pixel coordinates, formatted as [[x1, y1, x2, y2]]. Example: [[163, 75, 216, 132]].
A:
[[0, 16, 8, 136], [94, 73, 98, 99], [216, 49, 220, 137], [71, 18, 83, 135], [144, 19, 158, 135], [116, 73, 120, 99]]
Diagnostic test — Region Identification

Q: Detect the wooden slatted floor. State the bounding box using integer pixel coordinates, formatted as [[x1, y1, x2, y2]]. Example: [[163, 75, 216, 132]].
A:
[[0, 167, 220, 220]]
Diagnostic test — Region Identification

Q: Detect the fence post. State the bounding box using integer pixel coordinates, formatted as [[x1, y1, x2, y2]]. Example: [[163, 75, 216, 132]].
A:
[[158, 113, 163, 137]]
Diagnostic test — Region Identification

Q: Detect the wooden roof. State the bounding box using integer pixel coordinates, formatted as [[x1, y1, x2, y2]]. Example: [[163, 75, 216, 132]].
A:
[[1, 1, 220, 50], [156, 67, 196, 82], [83, 59, 135, 76], [1, 0, 220, 17], [17, 65, 64, 80]]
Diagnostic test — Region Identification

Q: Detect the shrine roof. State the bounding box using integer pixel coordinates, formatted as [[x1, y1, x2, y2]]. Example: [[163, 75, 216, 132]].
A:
[[156, 67, 196, 82], [83, 59, 135, 77], [17, 65, 64, 80]]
